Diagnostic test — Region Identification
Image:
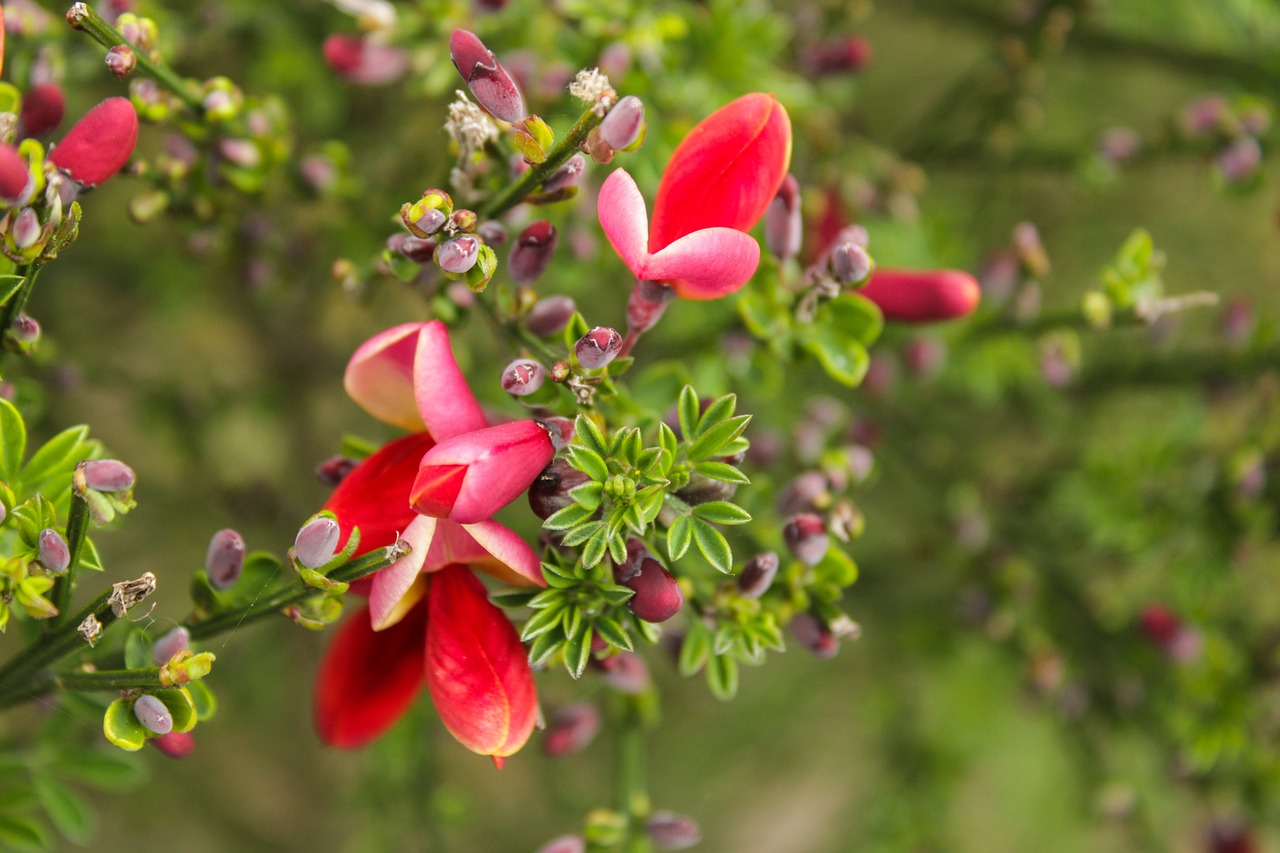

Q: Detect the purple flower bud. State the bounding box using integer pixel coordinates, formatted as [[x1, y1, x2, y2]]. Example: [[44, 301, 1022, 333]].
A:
[[477, 220, 507, 246], [509, 221, 558, 285], [133, 694, 173, 735], [449, 29, 527, 123], [315, 455, 357, 487], [830, 240, 871, 285], [737, 551, 779, 599], [81, 459, 136, 492], [1182, 93, 1228, 137], [295, 516, 341, 568], [791, 612, 839, 658], [152, 626, 191, 665], [387, 233, 437, 264], [205, 528, 246, 589], [403, 206, 446, 237], [783, 513, 829, 567], [11, 208, 41, 250], [541, 154, 586, 194], [105, 44, 136, 78], [436, 236, 480, 274], [218, 138, 260, 169], [449, 208, 477, 233], [613, 538, 650, 583], [528, 459, 592, 519], [37, 528, 70, 573], [502, 359, 546, 396], [1218, 136, 1262, 183], [543, 703, 601, 757], [764, 173, 802, 261], [645, 812, 702, 850], [598, 651, 650, 694], [535, 836, 586, 853], [624, 558, 683, 623], [526, 295, 576, 337], [10, 315, 40, 347], [575, 327, 623, 370], [778, 471, 830, 515], [627, 280, 674, 333], [599, 95, 645, 150]]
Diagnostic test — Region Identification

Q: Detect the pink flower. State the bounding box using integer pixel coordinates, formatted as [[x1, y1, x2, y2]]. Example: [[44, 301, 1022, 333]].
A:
[[48, 97, 138, 186]]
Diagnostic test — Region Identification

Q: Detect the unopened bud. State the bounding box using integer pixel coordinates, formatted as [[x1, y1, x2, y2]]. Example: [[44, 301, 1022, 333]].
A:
[[599, 95, 645, 150], [388, 233, 437, 264], [624, 558, 683, 623], [575, 327, 623, 370], [527, 295, 576, 337], [449, 208, 477, 233], [538, 416, 575, 451], [11, 208, 41, 250], [10, 314, 40, 347], [20, 83, 66, 138], [1218, 136, 1262, 183], [541, 154, 586, 194], [295, 516, 341, 568], [502, 359, 546, 396], [903, 337, 946, 378], [778, 471, 829, 515], [764, 173, 802, 261], [791, 612, 838, 658], [612, 538, 650, 583], [543, 703, 601, 756], [831, 240, 871, 285], [528, 459, 592, 519], [150, 730, 195, 758], [535, 836, 586, 853], [0, 146, 31, 204], [105, 44, 136, 78], [627, 280, 674, 333], [737, 551, 779, 599], [645, 812, 701, 850], [598, 651, 650, 693], [449, 29, 527, 123], [205, 528, 246, 589], [476, 220, 507, 246], [38, 528, 70, 573], [509, 221, 558, 284], [803, 35, 873, 75], [402, 204, 447, 238], [81, 459, 136, 492], [436, 236, 480, 274], [152, 626, 191, 665], [315, 455, 357, 487], [783, 513, 829, 566], [133, 694, 173, 735]]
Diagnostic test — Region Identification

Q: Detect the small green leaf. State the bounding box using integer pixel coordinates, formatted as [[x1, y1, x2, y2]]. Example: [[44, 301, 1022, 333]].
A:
[[677, 385, 700, 442], [490, 589, 541, 608], [103, 700, 148, 752], [569, 481, 604, 511], [20, 426, 91, 493], [694, 461, 750, 484], [526, 589, 564, 610], [706, 653, 739, 700], [592, 616, 633, 652], [814, 547, 859, 587], [686, 415, 751, 463], [621, 429, 643, 466], [563, 624, 593, 679], [0, 398, 26, 482], [528, 627, 565, 667], [186, 680, 218, 721], [597, 584, 635, 606], [0, 814, 49, 851], [563, 605, 583, 641], [800, 326, 870, 387], [692, 519, 733, 573], [692, 501, 752, 525], [698, 394, 736, 431], [666, 515, 693, 561], [34, 778, 93, 844], [607, 530, 628, 565], [561, 520, 603, 548], [0, 274, 24, 307], [521, 605, 565, 641], [544, 502, 596, 531], [563, 312, 591, 353], [574, 414, 608, 458], [581, 529, 609, 568], [659, 422, 678, 460], [679, 620, 713, 676], [568, 446, 610, 482]]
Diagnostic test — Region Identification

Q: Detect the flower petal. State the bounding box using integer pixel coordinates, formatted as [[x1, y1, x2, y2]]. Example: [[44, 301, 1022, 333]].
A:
[[48, 97, 139, 186], [413, 320, 490, 442], [859, 268, 982, 323], [323, 432, 435, 555], [643, 227, 761, 300], [459, 520, 545, 587], [425, 565, 538, 759], [598, 169, 651, 278], [344, 323, 429, 431], [315, 601, 428, 749], [411, 420, 554, 524], [650, 93, 792, 252], [369, 515, 436, 630]]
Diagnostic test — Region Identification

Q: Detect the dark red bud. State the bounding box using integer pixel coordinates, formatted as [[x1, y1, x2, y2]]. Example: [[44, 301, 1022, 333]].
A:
[[1139, 605, 1180, 646], [783, 513, 829, 567], [477, 220, 507, 246], [528, 459, 592, 519], [542, 703, 601, 757], [19, 83, 66, 138], [803, 35, 873, 75], [597, 651, 650, 693], [612, 538, 650, 583], [502, 358, 546, 396], [575, 326, 623, 370], [737, 551, 779, 599], [526, 295, 576, 337], [509, 221, 557, 285], [791, 612, 839, 658], [314, 455, 357, 487], [49, 97, 139, 186], [541, 153, 586, 194], [449, 29, 527, 123], [323, 34, 364, 74], [624, 558, 683, 623]]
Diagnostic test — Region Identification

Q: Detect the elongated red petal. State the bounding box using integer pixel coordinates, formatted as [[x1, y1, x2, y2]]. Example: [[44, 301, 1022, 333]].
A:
[[0, 145, 29, 202], [323, 431, 435, 554], [315, 602, 428, 749], [411, 420, 554, 524], [48, 97, 138, 186], [413, 320, 490, 442], [859, 268, 981, 323], [649, 93, 791, 252], [425, 565, 537, 758]]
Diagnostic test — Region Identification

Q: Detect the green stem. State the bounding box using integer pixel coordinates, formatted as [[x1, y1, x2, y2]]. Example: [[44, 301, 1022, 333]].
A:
[[48, 492, 91, 631], [52, 667, 165, 692], [473, 289, 561, 365], [65, 2, 205, 113], [617, 699, 651, 853], [477, 107, 604, 220]]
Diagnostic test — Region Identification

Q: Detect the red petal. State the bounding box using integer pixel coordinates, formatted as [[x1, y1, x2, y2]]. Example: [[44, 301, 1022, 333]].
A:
[[650, 93, 791, 252], [0, 145, 28, 202], [20, 83, 65, 138], [859, 268, 981, 323], [409, 463, 467, 518], [315, 602, 428, 749], [324, 432, 435, 555], [48, 97, 139, 186], [412, 421, 554, 524], [426, 565, 538, 758]]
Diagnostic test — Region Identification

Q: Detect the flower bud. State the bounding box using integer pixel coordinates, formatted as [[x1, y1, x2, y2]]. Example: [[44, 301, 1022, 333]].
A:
[[152, 626, 191, 665], [37, 528, 70, 573], [449, 29, 527, 123], [624, 558, 683, 623], [476, 220, 507, 246], [541, 154, 586, 194], [150, 730, 195, 758], [598, 651, 650, 694], [764, 173, 802, 261], [791, 612, 838, 658], [535, 836, 586, 853], [412, 421, 554, 523], [599, 95, 645, 150], [543, 703, 601, 757], [205, 528, 246, 589], [803, 35, 873, 75], [0, 146, 31, 204], [575, 327, 623, 370], [133, 694, 173, 735], [859, 268, 982, 323], [323, 34, 408, 85], [831, 239, 872, 285], [612, 538, 650, 584], [645, 812, 701, 850], [389, 233, 437, 264], [509, 221, 558, 285], [315, 455, 358, 487], [402, 204, 447, 238], [436, 235, 480, 274], [49, 97, 139, 186], [528, 458, 592, 519], [783, 513, 828, 566], [105, 44, 136, 78], [11, 208, 41, 250], [778, 471, 830, 515], [1218, 136, 1262, 183], [20, 83, 66, 138], [295, 516, 341, 568], [449, 208, 478, 233], [526, 295, 575, 337], [903, 337, 946, 378], [627, 280, 674, 333], [10, 314, 40, 348], [81, 459, 136, 492], [502, 359, 546, 396], [737, 551, 779, 599]]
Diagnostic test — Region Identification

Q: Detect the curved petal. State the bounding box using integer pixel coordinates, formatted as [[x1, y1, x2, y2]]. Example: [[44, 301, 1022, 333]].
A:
[[369, 515, 436, 630], [597, 169, 651, 278], [459, 520, 545, 587], [643, 227, 761, 300], [344, 323, 429, 431], [411, 420, 554, 524], [650, 93, 792, 251], [315, 601, 428, 749], [413, 320, 489, 442], [859, 268, 982, 323], [323, 432, 435, 555], [48, 97, 139, 186], [425, 565, 538, 759]]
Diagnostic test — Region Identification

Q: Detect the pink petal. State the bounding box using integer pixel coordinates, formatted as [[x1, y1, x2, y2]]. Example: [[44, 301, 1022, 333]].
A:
[[369, 515, 435, 630], [425, 565, 538, 758], [423, 519, 490, 571], [643, 227, 761, 300], [597, 169, 651, 278], [411, 420, 554, 524], [344, 323, 428, 431], [859, 268, 982, 323], [0, 145, 28, 202], [459, 520, 545, 587], [413, 320, 489, 442], [315, 601, 428, 749], [48, 97, 138, 186]]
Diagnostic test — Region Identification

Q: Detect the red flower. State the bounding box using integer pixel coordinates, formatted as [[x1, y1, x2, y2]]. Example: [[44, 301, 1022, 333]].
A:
[[48, 97, 138, 186]]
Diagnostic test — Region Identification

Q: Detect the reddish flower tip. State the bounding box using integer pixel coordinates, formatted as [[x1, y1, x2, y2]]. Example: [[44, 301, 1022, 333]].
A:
[[20, 83, 66, 138], [0, 145, 30, 203], [858, 268, 981, 323], [48, 97, 139, 186], [449, 29, 526, 123]]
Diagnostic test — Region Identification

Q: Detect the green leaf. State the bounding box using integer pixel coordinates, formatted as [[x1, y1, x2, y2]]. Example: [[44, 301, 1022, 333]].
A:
[[607, 530, 628, 564], [527, 627, 565, 667], [677, 385, 700, 442], [186, 680, 218, 721], [102, 700, 147, 752], [706, 653, 739, 700], [694, 460, 750, 484], [0, 274, 24, 307], [562, 312, 591, 354], [824, 292, 884, 347], [47, 751, 144, 791], [0, 814, 49, 851], [78, 537, 104, 573], [569, 481, 604, 511], [568, 446, 610, 483], [597, 584, 635, 606], [521, 605, 565, 641], [33, 778, 93, 845], [574, 414, 608, 458], [692, 519, 733, 573], [698, 394, 736, 431], [562, 604, 583, 641], [20, 426, 91, 493], [561, 520, 603, 547], [666, 515, 693, 561], [153, 689, 197, 734], [489, 589, 541, 608], [592, 616, 633, 652], [659, 422, 678, 460], [679, 620, 713, 676], [544, 502, 596, 531], [686, 415, 751, 463], [692, 501, 752, 525], [526, 589, 564, 610], [581, 529, 609, 568], [814, 547, 859, 587], [800, 327, 870, 387], [0, 398, 26, 483], [563, 624, 593, 679], [621, 429, 643, 466]]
